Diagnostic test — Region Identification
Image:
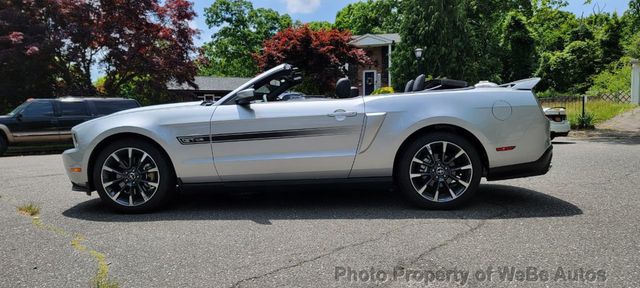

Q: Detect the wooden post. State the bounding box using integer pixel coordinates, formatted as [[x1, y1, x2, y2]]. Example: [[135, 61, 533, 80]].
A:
[[632, 59, 640, 104]]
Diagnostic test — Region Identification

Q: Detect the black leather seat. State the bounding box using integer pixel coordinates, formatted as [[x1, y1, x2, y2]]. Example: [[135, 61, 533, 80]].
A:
[[405, 80, 415, 92], [350, 87, 359, 97], [335, 78, 351, 99], [413, 74, 426, 91]]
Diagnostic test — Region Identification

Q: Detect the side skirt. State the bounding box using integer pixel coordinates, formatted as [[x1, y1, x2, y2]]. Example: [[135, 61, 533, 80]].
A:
[[178, 177, 394, 192]]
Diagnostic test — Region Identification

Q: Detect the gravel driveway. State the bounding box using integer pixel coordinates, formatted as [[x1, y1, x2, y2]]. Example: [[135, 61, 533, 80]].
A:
[[1, 135, 639, 287]]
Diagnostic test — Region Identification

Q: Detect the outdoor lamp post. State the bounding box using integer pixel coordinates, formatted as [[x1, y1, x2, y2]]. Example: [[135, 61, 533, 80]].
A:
[[414, 48, 424, 75]]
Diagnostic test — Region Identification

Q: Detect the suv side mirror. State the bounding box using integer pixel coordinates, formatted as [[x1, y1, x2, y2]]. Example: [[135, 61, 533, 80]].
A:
[[235, 89, 255, 105], [16, 113, 23, 121]]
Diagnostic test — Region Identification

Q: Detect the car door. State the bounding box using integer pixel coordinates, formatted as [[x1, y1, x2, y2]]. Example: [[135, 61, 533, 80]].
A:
[[56, 100, 92, 140], [11, 100, 59, 142], [211, 97, 365, 181]]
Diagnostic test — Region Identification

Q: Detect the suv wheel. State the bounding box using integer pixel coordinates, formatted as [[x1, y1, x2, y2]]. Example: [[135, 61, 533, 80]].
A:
[[92, 139, 175, 213], [397, 132, 483, 209]]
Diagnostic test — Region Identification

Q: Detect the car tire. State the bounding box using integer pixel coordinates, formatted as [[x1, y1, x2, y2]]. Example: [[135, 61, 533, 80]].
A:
[[397, 132, 483, 209], [92, 139, 175, 213], [0, 133, 7, 156]]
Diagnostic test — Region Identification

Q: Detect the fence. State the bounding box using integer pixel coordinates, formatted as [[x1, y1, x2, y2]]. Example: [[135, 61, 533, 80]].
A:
[[538, 91, 632, 107], [537, 92, 633, 128]]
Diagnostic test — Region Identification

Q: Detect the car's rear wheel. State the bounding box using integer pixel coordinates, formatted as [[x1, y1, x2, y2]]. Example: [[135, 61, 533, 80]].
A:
[[92, 139, 175, 213], [0, 134, 7, 156], [397, 132, 483, 209]]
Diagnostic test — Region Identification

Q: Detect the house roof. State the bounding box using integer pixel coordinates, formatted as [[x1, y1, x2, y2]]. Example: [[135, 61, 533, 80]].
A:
[[168, 76, 251, 92], [350, 33, 401, 48]]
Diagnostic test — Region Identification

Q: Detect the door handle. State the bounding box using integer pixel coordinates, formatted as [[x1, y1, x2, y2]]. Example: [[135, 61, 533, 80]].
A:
[[327, 110, 357, 117]]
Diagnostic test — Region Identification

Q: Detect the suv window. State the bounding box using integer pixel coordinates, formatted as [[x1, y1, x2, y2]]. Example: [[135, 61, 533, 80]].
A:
[[22, 101, 54, 117], [59, 101, 88, 116], [93, 100, 139, 115]]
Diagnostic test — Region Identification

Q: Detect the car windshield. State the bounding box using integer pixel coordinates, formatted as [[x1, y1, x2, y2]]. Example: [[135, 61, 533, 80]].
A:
[[7, 102, 30, 116]]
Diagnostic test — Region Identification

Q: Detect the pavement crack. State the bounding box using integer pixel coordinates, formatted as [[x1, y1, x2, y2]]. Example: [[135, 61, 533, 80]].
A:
[[13, 206, 119, 288], [408, 202, 511, 267], [229, 222, 418, 288]]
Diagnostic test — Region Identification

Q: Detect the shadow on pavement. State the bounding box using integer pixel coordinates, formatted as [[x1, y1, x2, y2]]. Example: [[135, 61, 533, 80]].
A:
[[570, 130, 640, 145], [62, 184, 582, 224], [551, 141, 576, 145]]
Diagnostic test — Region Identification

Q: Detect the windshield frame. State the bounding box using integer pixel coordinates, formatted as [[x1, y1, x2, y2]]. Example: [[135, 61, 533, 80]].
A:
[[216, 64, 293, 106]]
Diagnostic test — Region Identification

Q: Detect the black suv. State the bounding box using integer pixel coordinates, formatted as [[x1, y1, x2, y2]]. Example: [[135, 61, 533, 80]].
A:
[[0, 97, 140, 156]]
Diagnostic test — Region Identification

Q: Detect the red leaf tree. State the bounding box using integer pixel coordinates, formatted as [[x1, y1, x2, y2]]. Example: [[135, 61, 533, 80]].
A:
[[97, 0, 199, 99], [1, 0, 198, 106], [255, 25, 369, 94]]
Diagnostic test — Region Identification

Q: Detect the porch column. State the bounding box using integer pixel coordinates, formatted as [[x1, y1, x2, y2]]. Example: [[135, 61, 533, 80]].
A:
[[632, 59, 640, 104], [388, 44, 392, 87]]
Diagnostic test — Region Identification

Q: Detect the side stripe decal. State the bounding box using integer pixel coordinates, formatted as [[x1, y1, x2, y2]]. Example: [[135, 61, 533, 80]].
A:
[[177, 126, 358, 145]]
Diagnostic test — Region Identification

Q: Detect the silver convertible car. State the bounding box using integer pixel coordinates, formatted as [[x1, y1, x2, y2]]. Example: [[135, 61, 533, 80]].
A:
[[62, 64, 552, 212]]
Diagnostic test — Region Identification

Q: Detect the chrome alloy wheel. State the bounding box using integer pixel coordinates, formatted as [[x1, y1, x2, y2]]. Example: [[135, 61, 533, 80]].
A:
[[409, 141, 473, 202], [101, 148, 160, 207]]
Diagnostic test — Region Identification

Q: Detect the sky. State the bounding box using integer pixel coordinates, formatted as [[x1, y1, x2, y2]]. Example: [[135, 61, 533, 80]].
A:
[[190, 0, 632, 46]]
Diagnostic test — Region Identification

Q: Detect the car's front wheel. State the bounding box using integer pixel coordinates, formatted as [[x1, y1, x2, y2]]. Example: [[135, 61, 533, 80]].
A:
[[0, 134, 7, 156], [397, 132, 483, 209], [92, 139, 175, 213]]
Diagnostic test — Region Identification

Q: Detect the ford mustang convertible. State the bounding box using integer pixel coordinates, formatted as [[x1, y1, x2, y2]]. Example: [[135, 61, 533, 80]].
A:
[[62, 64, 552, 212]]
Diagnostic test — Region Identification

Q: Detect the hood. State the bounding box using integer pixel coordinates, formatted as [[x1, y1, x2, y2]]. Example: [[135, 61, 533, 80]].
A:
[[109, 101, 202, 117], [73, 101, 203, 130], [0, 115, 11, 123]]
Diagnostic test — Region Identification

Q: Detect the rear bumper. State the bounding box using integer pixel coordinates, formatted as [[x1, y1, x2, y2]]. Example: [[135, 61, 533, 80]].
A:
[[550, 120, 571, 134], [486, 146, 553, 181], [551, 132, 570, 137]]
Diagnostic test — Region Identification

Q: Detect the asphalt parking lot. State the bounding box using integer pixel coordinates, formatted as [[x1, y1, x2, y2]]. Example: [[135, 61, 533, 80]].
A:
[[1, 135, 639, 287]]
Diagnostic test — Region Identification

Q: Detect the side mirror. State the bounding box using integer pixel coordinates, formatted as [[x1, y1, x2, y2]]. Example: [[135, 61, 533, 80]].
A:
[[235, 88, 255, 105], [16, 113, 23, 121]]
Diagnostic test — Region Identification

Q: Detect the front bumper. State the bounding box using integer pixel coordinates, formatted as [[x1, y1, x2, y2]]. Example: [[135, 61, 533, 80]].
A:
[[486, 146, 553, 181], [62, 148, 91, 191]]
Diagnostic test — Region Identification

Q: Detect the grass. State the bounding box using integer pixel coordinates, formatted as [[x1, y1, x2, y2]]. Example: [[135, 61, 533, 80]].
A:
[[17, 203, 40, 217], [541, 100, 637, 128], [72, 235, 120, 288]]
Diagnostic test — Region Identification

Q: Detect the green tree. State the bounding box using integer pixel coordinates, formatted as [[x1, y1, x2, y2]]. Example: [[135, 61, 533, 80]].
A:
[[597, 14, 623, 66], [500, 11, 536, 81], [626, 0, 640, 35], [390, 0, 473, 90], [625, 31, 640, 59], [199, 0, 292, 77], [465, 0, 536, 84], [304, 21, 333, 31], [529, 0, 578, 53], [334, 0, 400, 35], [536, 40, 599, 93]]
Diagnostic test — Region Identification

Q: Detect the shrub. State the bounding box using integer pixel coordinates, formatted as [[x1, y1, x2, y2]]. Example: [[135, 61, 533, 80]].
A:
[[575, 112, 595, 129], [371, 86, 395, 95], [587, 57, 632, 97]]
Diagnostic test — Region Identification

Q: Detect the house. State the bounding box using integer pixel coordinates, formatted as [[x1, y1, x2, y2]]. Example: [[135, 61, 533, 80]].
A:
[[167, 76, 251, 102], [348, 33, 401, 95]]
